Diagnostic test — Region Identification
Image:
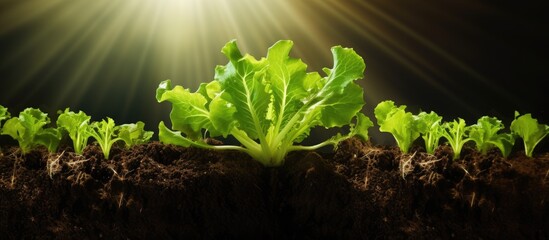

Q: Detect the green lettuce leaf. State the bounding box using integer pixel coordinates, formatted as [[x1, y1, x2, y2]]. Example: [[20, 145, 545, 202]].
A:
[[510, 111, 549, 157], [374, 100, 420, 153], [56, 108, 92, 154], [118, 121, 154, 148], [1, 108, 61, 154], [157, 40, 371, 166], [0, 105, 9, 125], [416, 111, 443, 154], [469, 116, 515, 157]]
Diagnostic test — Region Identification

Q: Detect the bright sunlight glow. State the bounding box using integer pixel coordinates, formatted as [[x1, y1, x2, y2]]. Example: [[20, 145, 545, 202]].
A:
[[0, 0, 530, 134]]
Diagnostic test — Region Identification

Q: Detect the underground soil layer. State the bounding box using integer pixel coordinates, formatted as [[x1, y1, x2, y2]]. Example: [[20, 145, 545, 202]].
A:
[[1, 138, 548, 239]]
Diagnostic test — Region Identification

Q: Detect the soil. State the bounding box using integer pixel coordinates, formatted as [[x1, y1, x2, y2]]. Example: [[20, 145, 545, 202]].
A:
[[1, 138, 548, 239]]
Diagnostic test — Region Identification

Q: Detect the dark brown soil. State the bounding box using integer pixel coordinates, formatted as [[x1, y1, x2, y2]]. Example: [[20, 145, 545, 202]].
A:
[[1, 138, 548, 239]]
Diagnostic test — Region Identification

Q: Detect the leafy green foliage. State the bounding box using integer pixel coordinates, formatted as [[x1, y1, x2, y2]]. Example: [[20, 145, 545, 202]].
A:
[[0, 108, 61, 153], [0, 105, 9, 151], [374, 100, 420, 153], [88, 117, 122, 159], [416, 111, 443, 154], [469, 116, 515, 157], [353, 113, 374, 142], [0, 105, 9, 126], [56, 108, 92, 154], [510, 112, 549, 157], [441, 118, 471, 160], [157, 40, 370, 166], [118, 121, 153, 148]]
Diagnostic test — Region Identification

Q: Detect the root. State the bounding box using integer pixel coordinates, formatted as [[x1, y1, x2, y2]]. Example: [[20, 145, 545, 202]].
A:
[[74, 172, 85, 183], [9, 149, 22, 189], [66, 158, 90, 168], [358, 147, 385, 190], [118, 192, 125, 208], [426, 171, 439, 186], [470, 192, 476, 208], [10, 160, 18, 188], [109, 165, 132, 209], [362, 147, 385, 159], [459, 164, 471, 177], [47, 151, 65, 179], [109, 166, 120, 178], [417, 156, 441, 170], [400, 151, 417, 180], [458, 163, 482, 182], [64, 155, 91, 176]]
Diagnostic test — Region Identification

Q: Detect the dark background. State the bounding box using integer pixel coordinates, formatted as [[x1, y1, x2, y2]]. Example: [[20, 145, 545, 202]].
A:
[[1, 1, 547, 148]]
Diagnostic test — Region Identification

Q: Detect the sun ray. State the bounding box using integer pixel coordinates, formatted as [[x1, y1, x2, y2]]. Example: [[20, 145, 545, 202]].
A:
[[1, 0, 543, 139]]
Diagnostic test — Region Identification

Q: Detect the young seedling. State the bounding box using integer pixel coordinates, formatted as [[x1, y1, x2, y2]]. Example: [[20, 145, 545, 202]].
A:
[[1, 108, 61, 154], [510, 111, 549, 157], [374, 100, 420, 154], [157, 40, 371, 166], [118, 121, 154, 148], [0, 105, 9, 126], [416, 111, 444, 154], [56, 108, 92, 154], [0, 105, 10, 153], [468, 116, 515, 157], [440, 118, 471, 160], [88, 117, 123, 159]]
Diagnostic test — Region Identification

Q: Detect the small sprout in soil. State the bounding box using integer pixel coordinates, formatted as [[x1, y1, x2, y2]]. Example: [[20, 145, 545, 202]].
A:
[[441, 118, 472, 160], [118, 121, 154, 148], [88, 117, 122, 159], [416, 111, 444, 154], [468, 116, 515, 157], [374, 100, 420, 154], [56, 108, 92, 154], [1, 107, 61, 154], [157, 40, 371, 166], [0, 105, 9, 127], [510, 111, 549, 157], [0, 105, 10, 153], [87, 118, 153, 159]]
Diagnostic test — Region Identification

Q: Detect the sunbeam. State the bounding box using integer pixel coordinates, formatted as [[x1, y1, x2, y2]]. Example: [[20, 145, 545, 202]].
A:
[[1, 0, 546, 138]]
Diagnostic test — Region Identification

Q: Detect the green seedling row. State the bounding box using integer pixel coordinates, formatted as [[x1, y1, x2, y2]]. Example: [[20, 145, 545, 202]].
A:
[[0, 106, 153, 159], [374, 100, 548, 159], [1, 40, 548, 164]]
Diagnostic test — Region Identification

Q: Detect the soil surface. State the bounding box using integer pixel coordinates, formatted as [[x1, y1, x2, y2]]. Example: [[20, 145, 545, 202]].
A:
[[1, 138, 548, 239]]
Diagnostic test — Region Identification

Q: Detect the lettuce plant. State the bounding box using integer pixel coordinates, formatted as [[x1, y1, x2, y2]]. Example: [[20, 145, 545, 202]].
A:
[[157, 40, 371, 166], [0, 105, 9, 151], [56, 108, 92, 154], [1, 108, 61, 153], [441, 118, 471, 160], [118, 121, 153, 148], [0, 105, 9, 126], [469, 116, 515, 157], [374, 100, 420, 153], [88, 117, 122, 159], [510, 111, 549, 157], [416, 111, 443, 154]]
